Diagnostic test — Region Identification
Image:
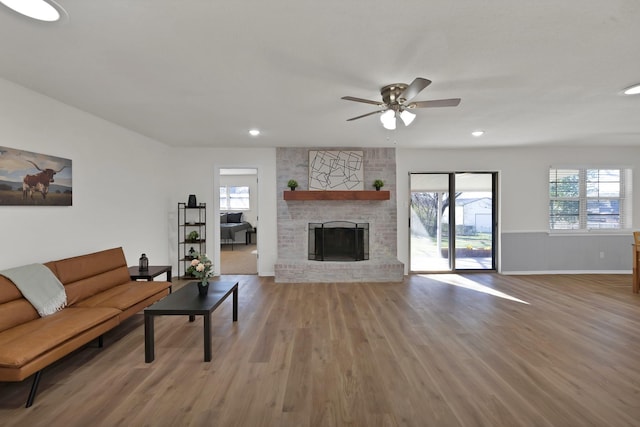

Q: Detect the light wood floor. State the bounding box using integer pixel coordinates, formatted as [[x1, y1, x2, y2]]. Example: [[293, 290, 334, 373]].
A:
[[2, 273, 640, 426], [220, 243, 258, 275]]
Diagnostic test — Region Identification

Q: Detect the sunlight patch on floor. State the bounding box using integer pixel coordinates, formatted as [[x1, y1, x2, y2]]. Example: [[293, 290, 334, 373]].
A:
[[419, 274, 529, 305]]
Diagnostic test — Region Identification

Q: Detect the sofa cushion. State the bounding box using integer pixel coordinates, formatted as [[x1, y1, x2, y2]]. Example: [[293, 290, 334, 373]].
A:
[[52, 247, 129, 286], [0, 275, 24, 305], [74, 281, 171, 311], [227, 212, 242, 223], [64, 268, 133, 306], [50, 247, 132, 305], [0, 275, 39, 333], [0, 307, 120, 368], [0, 299, 38, 333]]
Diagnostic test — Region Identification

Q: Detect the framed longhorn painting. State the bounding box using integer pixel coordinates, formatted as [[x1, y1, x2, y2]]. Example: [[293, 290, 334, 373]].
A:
[[0, 146, 72, 206]]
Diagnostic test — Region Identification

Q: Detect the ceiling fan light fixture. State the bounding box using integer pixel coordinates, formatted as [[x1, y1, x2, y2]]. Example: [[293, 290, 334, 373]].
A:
[[342, 77, 460, 127], [623, 84, 640, 95], [399, 110, 416, 126], [380, 110, 396, 130], [0, 0, 65, 22]]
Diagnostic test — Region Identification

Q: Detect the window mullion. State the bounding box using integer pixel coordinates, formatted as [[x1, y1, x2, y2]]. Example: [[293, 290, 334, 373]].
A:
[[579, 169, 587, 229]]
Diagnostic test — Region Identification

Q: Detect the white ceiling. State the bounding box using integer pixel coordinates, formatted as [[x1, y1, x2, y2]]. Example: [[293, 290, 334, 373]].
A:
[[1, 0, 639, 149]]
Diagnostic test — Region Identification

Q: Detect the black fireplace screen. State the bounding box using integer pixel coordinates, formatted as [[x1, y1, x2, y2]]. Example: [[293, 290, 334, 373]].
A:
[[308, 221, 369, 261]]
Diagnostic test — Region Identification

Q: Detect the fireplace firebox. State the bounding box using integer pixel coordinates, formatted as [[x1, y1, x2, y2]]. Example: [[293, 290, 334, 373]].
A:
[[308, 221, 369, 261]]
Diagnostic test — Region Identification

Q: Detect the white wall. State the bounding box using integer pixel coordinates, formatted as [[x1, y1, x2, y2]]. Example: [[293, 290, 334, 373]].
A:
[[397, 146, 640, 273], [0, 78, 278, 276], [168, 148, 277, 277], [2, 75, 638, 276], [0, 78, 172, 270]]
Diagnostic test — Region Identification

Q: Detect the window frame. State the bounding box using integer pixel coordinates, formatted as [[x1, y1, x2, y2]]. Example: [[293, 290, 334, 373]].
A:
[[219, 185, 250, 211], [549, 166, 632, 233]]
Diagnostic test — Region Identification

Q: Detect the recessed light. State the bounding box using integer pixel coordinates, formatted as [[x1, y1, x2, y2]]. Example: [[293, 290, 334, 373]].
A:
[[0, 0, 65, 22], [471, 130, 485, 137], [249, 129, 260, 136], [623, 84, 640, 95]]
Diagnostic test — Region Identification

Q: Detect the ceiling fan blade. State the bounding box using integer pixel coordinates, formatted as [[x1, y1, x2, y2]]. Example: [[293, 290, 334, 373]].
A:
[[346, 110, 384, 121], [399, 77, 431, 103], [341, 96, 384, 106], [409, 98, 461, 108]]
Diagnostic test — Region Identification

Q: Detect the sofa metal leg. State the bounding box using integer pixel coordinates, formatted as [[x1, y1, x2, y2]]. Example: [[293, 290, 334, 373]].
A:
[[26, 370, 42, 408], [98, 335, 104, 348]]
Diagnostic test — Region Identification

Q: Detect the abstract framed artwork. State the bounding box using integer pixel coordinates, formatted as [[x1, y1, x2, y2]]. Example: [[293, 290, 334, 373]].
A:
[[0, 146, 72, 206], [308, 150, 364, 190]]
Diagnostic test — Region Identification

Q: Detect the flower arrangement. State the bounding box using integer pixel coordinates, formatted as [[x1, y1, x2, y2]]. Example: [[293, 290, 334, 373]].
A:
[[189, 254, 213, 285], [373, 179, 384, 190], [287, 179, 298, 190]]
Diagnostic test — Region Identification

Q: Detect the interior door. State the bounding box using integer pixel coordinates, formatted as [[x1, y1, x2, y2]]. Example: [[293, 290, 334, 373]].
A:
[[219, 168, 258, 274], [410, 172, 497, 272]]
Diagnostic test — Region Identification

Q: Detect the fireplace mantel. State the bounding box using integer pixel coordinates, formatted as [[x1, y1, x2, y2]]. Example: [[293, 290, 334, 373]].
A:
[[283, 190, 390, 201]]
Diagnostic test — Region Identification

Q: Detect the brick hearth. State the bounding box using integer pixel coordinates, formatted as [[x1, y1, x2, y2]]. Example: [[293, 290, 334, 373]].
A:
[[275, 147, 404, 283]]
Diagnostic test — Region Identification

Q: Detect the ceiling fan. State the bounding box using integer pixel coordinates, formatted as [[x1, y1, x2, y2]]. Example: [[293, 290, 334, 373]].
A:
[[341, 77, 461, 130]]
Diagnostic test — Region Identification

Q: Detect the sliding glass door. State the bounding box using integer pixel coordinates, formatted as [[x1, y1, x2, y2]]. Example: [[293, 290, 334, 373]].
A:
[[410, 172, 497, 272]]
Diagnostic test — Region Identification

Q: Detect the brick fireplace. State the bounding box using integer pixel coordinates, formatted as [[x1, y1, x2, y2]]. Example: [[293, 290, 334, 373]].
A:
[[274, 147, 404, 283]]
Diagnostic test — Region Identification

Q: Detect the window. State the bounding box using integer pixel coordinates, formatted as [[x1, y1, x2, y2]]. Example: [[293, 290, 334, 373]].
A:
[[219, 186, 250, 210], [549, 167, 632, 230]]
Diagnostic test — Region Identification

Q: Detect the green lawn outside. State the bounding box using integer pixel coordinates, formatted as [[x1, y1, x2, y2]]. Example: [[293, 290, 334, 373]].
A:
[[439, 233, 492, 250]]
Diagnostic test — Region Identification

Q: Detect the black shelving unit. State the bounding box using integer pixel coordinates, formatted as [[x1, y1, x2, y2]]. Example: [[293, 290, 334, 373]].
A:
[[178, 202, 206, 279]]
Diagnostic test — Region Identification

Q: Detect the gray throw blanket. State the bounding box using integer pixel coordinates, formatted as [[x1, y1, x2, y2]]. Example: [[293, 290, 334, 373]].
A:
[[0, 263, 67, 317]]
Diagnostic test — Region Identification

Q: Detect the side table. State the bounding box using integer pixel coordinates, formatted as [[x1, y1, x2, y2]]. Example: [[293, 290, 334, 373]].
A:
[[245, 227, 257, 245], [129, 265, 173, 292]]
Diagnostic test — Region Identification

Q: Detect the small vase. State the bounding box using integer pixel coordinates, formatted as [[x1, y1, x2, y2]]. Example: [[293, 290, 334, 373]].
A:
[[375, 187, 381, 191], [197, 281, 209, 297], [290, 187, 296, 191]]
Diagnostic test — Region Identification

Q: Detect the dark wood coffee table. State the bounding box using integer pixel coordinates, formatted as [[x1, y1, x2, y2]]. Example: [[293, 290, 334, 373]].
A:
[[144, 281, 238, 362]]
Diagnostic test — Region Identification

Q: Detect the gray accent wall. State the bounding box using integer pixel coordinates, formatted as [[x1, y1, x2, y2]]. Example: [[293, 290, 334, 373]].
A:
[[501, 232, 632, 273]]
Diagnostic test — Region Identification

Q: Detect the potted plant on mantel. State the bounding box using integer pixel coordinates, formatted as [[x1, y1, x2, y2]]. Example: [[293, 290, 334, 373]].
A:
[[373, 179, 385, 191], [287, 179, 299, 191]]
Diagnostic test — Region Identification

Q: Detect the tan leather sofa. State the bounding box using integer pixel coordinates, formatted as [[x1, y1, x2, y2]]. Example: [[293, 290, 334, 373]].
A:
[[0, 247, 171, 407]]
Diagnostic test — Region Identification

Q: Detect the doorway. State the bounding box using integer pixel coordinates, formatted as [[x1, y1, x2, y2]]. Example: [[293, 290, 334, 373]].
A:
[[409, 172, 497, 272], [219, 168, 258, 274]]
